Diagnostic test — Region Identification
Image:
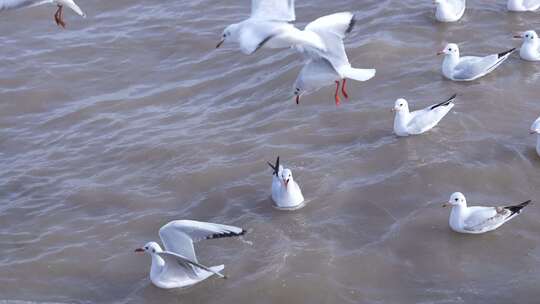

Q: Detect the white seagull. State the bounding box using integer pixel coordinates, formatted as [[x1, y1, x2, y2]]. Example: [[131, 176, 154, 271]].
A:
[[507, 0, 540, 11], [135, 220, 245, 289], [514, 30, 540, 61], [268, 156, 304, 210], [433, 0, 466, 22], [530, 116, 540, 157], [216, 0, 326, 54], [293, 12, 376, 105], [438, 43, 515, 81], [443, 192, 531, 234], [392, 94, 456, 137], [0, 0, 86, 28]]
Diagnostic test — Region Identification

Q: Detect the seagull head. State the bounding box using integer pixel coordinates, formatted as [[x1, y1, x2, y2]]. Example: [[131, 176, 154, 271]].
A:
[[280, 169, 293, 189], [293, 87, 305, 104], [443, 192, 466, 207], [217, 24, 239, 48], [514, 30, 538, 42], [437, 43, 459, 57], [530, 117, 540, 134], [135, 242, 162, 255], [392, 98, 409, 113]]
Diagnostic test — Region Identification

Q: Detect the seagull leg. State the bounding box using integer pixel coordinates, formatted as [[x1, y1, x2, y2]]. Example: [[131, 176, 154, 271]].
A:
[[295, 95, 300, 105], [54, 5, 66, 28], [334, 81, 341, 105], [341, 79, 349, 99]]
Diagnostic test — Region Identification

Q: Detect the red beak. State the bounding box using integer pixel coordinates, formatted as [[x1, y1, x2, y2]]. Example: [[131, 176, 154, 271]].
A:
[[513, 35, 523, 39], [283, 179, 289, 188], [436, 50, 445, 55], [134, 248, 144, 253]]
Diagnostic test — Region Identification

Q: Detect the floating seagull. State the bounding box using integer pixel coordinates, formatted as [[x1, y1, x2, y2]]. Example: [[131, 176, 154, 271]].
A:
[[438, 43, 515, 81], [433, 0, 466, 22], [507, 0, 540, 11], [0, 0, 86, 28], [293, 12, 376, 105], [216, 0, 325, 54], [268, 156, 304, 210], [443, 192, 531, 234], [135, 220, 245, 289], [530, 116, 540, 157], [392, 94, 456, 136], [514, 30, 540, 61]]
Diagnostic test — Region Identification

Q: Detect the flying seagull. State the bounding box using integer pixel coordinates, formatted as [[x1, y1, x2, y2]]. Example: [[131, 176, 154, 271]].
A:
[[0, 0, 86, 28]]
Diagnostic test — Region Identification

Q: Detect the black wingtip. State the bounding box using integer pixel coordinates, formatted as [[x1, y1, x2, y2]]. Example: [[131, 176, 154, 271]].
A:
[[498, 48, 516, 58], [448, 93, 457, 101], [430, 93, 457, 110], [346, 14, 356, 34], [268, 156, 280, 176], [505, 200, 531, 216], [206, 229, 246, 240]]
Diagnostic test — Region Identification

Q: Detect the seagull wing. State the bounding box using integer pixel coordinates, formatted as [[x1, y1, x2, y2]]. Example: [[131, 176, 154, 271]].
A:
[[159, 220, 245, 263], [238, 21, 284, 54], [156, 251, 226, 283], [251, 0, 295, 22], [0, 0, 51, 11], [294, 58, 339, 93], [405, 95, 455, 134], [451, 56, 494, 80], [462, 200, 530, 233], [523, 0, 540, 10], [304, 12, 356, 72], [462, 206, 510, 233], [452, 48, 514, 80]]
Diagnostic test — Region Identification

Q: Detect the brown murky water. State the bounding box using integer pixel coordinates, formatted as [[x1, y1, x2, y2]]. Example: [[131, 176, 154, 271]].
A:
[[2, 0, 540, 303]]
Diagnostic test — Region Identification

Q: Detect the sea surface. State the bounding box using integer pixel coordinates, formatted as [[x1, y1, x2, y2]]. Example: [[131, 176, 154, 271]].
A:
[[2, 0, 540, 303]]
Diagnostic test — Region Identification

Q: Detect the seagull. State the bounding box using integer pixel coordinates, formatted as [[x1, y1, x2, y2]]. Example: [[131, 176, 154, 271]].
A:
[[514, 30, 540, 61], [293, 12, 376, 105], [507, 0, 540, 11], [268, 156, 304, 210], [0, 0, 86, 28], [530, 116, 540, 157], [433, 0, 466, 22], [392, 94, 456, 136], [216, 0, 326, 55], [442, 192, 531, 234], [438, 43, 515, 81], [135, 220, 245, 289]]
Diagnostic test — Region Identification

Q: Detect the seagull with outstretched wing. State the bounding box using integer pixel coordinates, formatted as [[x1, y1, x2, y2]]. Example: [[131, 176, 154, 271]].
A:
[[135, 220, 246, 289]]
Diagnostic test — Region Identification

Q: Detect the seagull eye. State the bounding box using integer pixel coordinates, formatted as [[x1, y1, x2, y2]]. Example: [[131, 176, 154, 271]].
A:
[[152, 249, 156, 253], [448, 48, 452, 51], [454, 198, 459, 202], [144, 246, 148, 250]]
